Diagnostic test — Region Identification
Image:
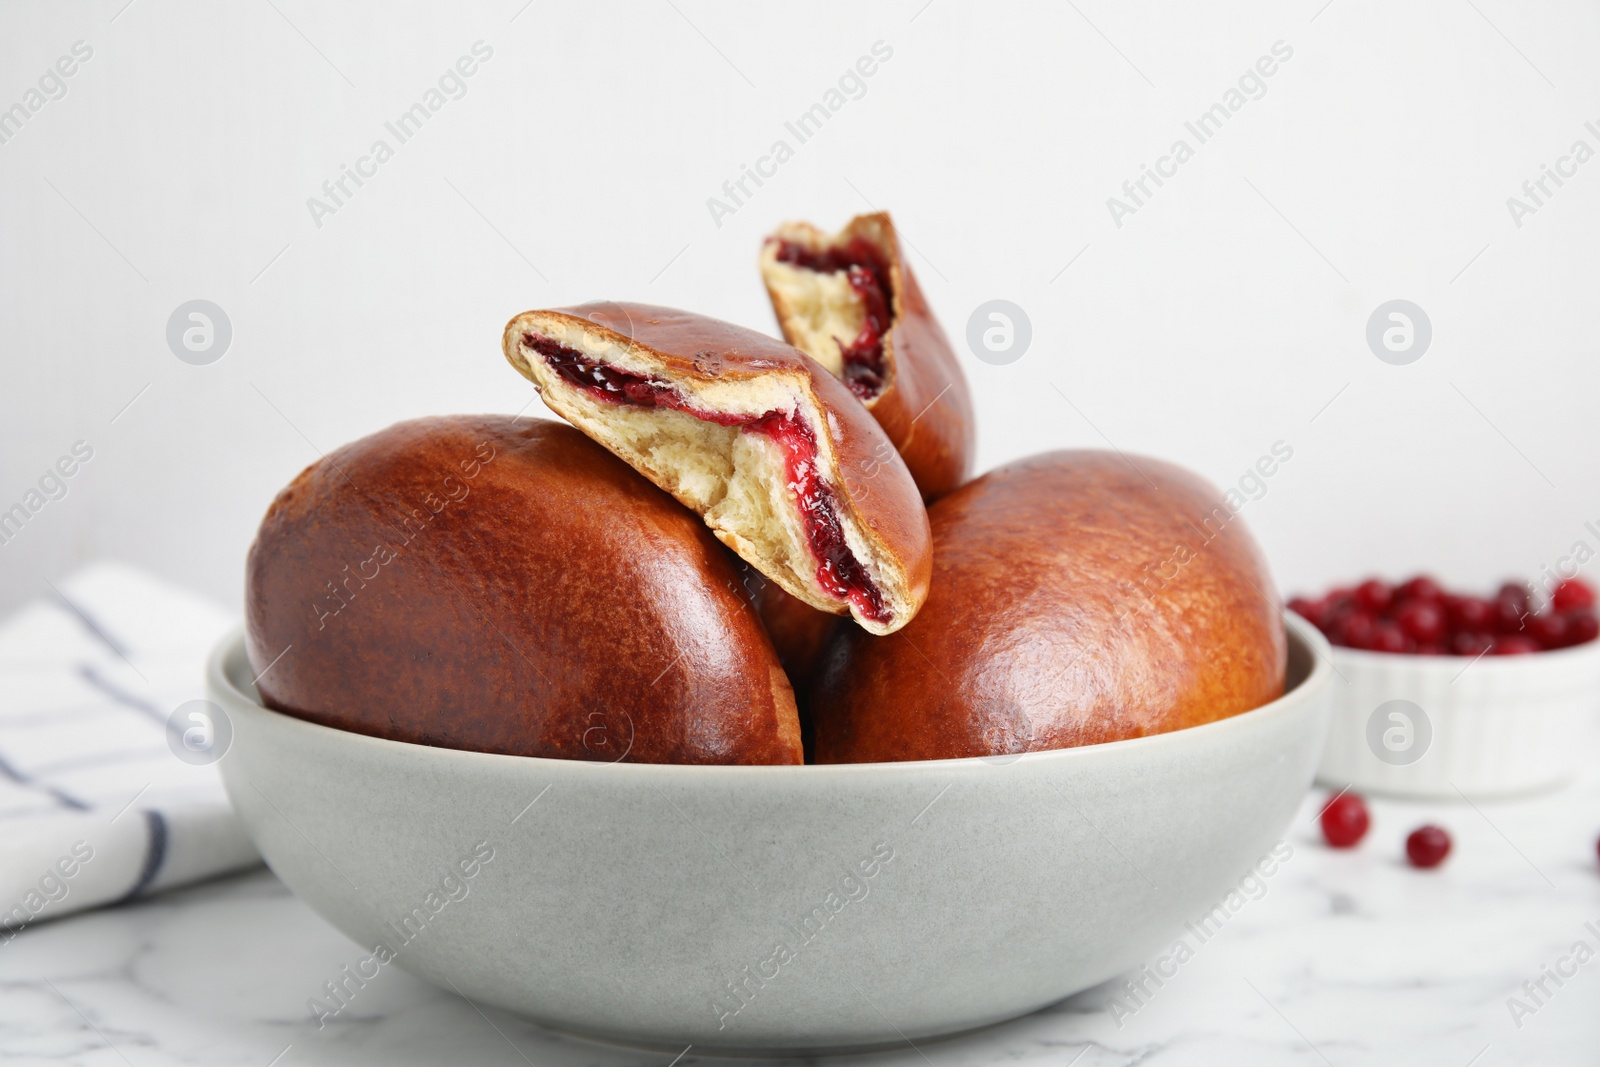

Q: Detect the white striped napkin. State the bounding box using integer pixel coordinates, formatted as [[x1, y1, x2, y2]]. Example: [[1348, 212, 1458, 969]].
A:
[[0, 562, 260, 941]]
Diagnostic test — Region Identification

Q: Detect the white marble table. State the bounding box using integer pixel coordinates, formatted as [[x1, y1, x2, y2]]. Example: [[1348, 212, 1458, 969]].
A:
[[6, 755, 1597, 1067]]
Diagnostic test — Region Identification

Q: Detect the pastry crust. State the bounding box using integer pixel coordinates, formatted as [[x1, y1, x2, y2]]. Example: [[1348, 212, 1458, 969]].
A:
[[811, 451, 1289, 763], [245, 415, 803, 766], [761, 211, 975, 502], [502, 302, 932, 635]]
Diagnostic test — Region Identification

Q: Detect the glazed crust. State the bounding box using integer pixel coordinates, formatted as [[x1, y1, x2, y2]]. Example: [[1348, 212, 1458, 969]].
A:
[[501, 302, 933, 634], [245, 415, 803, 766], [762, 212, 975, 502], [754, 578, 839, 699], [811, 451, 1288, 763]]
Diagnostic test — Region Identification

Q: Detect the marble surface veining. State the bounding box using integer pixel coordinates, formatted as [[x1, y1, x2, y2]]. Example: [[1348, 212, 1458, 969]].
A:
[[4, 764, 1598, 1067]]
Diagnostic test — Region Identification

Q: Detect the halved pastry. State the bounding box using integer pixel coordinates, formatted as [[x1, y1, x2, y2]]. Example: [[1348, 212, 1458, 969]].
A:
[[760, 211, 975, 502], [502, 302, 931, 635]]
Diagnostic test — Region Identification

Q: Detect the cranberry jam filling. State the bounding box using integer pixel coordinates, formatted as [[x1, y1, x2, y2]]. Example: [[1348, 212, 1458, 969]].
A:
[[770, 237, 892, 401], [525, 333, 684, 412], [744, 411, 889, 624], [525, 333, 891, 624]]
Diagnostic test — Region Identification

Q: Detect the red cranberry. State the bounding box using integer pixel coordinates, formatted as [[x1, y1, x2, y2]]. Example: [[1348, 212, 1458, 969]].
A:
[[1354, 579, 1393, 614], [1334, 611, 1379, 650], [1394, 600, 1446, 644], [1525, 612, 1569, 649], [1405, 825, 1451, 868], [1449, 597, 1495, 634], [1566, 610, 1599, 646], [1493, 595, 1530, 634], [1371, 622, 1412, 653], [1287, 596, 1328, 630], [1552, 578, 1596, 612], [1325, 596, 1359, 625], [1321, 792, 1370, 848], [1496, 581, 1531, 612], [1397, 575, 1444, 602], [1308, 577, 1588, 657]]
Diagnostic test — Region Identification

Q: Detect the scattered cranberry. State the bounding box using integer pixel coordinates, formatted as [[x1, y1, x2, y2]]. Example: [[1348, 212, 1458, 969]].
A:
[[1405, 825, 1452, 868], [1553, 578, 1596, 612], [1321, 792, 1370, 849], [1568, 611, 1599, 646]]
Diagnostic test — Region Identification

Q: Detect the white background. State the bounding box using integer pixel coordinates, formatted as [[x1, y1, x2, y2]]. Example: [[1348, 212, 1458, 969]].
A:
[[2, 0, 1597, 616]]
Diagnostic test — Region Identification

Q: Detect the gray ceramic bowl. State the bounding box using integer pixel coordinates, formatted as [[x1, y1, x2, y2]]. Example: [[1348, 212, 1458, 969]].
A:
[[208, 614, 1331, 1054]]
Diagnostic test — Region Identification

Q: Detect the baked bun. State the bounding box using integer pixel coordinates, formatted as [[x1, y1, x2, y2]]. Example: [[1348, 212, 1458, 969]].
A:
[[812, 451, 1287, 763], [752, 575, 839, 699], [245, 415, 802, 766], [502, 303, 931, 636], [761, 211, 975, 501]]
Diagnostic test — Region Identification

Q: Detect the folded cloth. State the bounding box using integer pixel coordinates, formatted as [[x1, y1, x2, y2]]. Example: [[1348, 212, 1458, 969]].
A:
[[0, 561, 260, 940]]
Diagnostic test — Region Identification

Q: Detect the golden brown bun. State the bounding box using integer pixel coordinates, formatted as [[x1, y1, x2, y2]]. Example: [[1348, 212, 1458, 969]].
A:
[[812, 451, 1287, 763], [502, 303, 932, 635], [740, 568, 840, 761], [245, 415, 802, 766], [761, 211, 975, 501], [753, 578, 839, 697]]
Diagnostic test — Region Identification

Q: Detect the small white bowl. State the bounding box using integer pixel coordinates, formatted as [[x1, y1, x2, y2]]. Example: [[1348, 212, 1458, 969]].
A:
[[207, 616, 1331, 1053], [1313, 626, 1600, 800]]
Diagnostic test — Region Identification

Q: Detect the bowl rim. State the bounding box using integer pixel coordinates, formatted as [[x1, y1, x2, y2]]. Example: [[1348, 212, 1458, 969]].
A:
[[209, 613, 1331, 779]]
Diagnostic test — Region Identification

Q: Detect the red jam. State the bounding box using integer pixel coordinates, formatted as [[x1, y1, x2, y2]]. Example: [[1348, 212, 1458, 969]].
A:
[[770, 237, 891, 400], [744, 411, 889, 623], [526, 333, 890, 623], [526, 333, 695, 415]]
